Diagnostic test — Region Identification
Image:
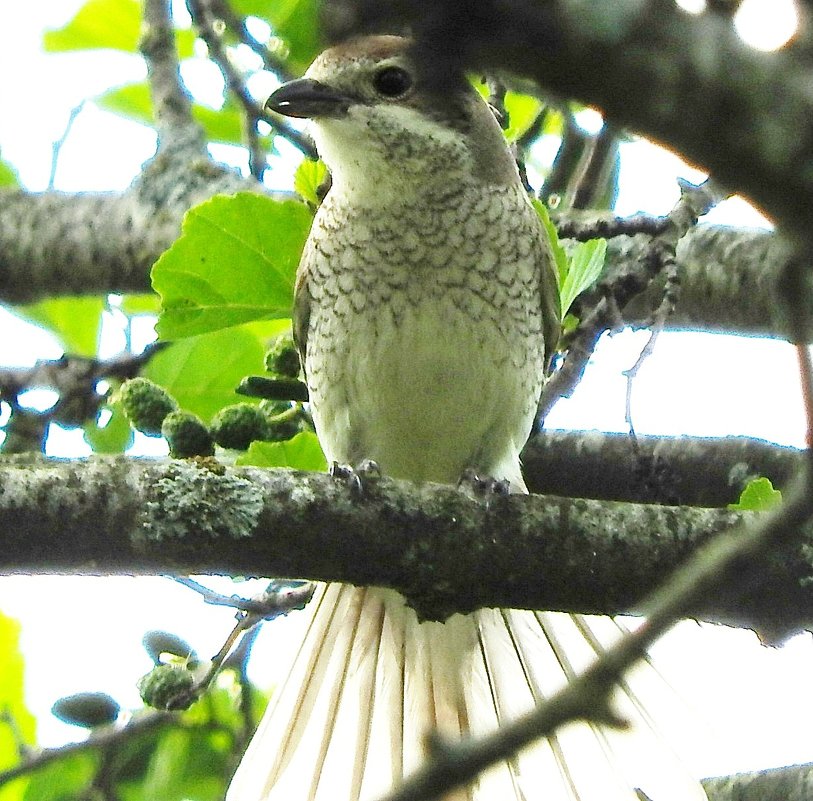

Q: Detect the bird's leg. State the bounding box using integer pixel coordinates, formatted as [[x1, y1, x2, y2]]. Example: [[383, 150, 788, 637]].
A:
[[329, 458, 382, 497], [457, 467, 511, 508]]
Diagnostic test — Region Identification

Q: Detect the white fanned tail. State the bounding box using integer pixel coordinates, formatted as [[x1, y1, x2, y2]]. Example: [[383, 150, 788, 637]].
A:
[[227, 584, 708, 801]]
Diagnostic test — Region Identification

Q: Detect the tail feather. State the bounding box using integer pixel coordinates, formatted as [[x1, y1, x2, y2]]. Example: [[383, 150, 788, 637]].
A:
[[227, 585, 709, 801]]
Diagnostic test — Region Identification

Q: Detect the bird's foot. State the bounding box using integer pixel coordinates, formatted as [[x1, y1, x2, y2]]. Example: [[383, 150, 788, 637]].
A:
[[457, 468, 510, 508], [330, 459, 381, 497]]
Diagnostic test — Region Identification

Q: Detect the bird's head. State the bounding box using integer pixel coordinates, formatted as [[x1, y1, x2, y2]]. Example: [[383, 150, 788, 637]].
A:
[[266, 35, 518, 199]]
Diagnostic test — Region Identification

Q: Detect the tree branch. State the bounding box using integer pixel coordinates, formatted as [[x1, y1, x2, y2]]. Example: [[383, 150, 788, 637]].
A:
[[140, 0, 205, 152], [0, 180, 797, 342], [323, 0, 813, 239], [3, 455, 813, 638], [522, 430, 800, 506], [376, 455, 813, 801], [703, 762, 813, 801]]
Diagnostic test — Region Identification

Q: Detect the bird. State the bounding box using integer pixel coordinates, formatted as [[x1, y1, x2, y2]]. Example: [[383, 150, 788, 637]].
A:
[[227, 35, 708, 801]]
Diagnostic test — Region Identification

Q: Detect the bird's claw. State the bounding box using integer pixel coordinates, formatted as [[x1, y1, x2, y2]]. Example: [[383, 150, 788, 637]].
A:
[[457, 468, 510, 509], [330, 459, 381, 497]]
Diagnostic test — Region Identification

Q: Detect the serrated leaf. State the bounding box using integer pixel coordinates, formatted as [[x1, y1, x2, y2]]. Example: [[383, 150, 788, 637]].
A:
[[237, 431, 326, 471], [729, 477, 783, 512], [0, 613, 36, 801], [84, 404, 134, 453], [293, 159, 327, 207], [152, 194, 310, 339], [143, 327, 265, 422], [43, 0, 196, 57], [20, 296, 105, 357], [559, 238, 607, 317]]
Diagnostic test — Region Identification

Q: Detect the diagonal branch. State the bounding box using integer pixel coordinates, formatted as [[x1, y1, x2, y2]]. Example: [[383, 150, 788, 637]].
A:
[[538, 179, 727, 421], [187, 0, 317, 162], [140, 0, 205, 152], [374, 240, 813, 801], [378, 463, 813, 801]]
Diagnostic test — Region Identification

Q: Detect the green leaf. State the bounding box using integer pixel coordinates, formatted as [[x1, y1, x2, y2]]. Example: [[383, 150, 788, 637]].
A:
[[558, 238, 607, 317], [503, 92, 544, 142], [0, 613, 36, 801], [20, 296, 105, 357], [97, 84, 250, 146], [143, 327, 266, 422], [192, 102, 248, 147], [44, 0, 196, 57], [21, 753, 97, 801], [0, 156, 19, 188], [293, 159, 327, 207], [264, 0, 321, 71], [139, 728, 229, 801], [231, 0, 276, 15], [119, 293, 161, 315], [532, 199, 568, 286], [237, 431, 326, 471], [152, 195, 310, 340], [560, 313, 579, 336], [729, 477, 783, 512], [96, 82, 153, 123], [84, 404, 135, 453]]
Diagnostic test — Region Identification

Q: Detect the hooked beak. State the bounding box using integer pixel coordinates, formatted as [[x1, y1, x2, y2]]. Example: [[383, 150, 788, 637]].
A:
[[265, 78, 351, 119]]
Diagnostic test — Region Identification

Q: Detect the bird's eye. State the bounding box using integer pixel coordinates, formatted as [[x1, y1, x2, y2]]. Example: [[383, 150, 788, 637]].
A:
[[373, 66, 413, 98]]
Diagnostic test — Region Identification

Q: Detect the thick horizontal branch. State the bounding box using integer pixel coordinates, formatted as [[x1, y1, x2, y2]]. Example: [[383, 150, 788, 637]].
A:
[[0, 182, 798, 341], [2, 456, 813, 638], [522, 430, 800, 506], [593, 224, 798, 340], [0, 166, 270, 306]]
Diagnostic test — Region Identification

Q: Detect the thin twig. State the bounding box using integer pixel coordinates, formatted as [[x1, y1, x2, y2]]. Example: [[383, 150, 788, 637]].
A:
[[172, 577, 314, 617], [49, 101, 86, 190], [0, 343, 167, 444], [210, 0, 295, 82], [0, 711, 174, 786], [622, 259, 679, 436], [538, 178, 727, 423], [799, 344, 813, 449], [622, 326, 661, 439], [378, 467, 813, 801], [554, 213, 671, 241], [188, 0, 317, 160], [539, 110, 587, 206], [167, 579, 315, 709], [381, 271, 813, 798]]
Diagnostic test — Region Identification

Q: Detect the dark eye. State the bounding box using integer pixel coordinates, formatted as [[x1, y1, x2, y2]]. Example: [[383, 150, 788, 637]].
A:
[[373, 66, 413, 98]]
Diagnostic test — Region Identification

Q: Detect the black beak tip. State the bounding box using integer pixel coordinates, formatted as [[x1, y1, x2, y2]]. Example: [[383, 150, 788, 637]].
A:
[[265, 79, 349, 120]]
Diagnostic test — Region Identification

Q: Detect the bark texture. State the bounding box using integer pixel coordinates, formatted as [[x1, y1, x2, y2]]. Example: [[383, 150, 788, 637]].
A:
[[3, 455, 813, 638]]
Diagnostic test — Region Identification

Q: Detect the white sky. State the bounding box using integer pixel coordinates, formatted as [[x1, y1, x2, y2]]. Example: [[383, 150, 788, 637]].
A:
[[1, 0, 812, 784]]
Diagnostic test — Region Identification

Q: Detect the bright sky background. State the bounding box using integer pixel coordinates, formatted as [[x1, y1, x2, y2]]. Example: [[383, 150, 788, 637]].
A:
[[1, 0, 811, 784]]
